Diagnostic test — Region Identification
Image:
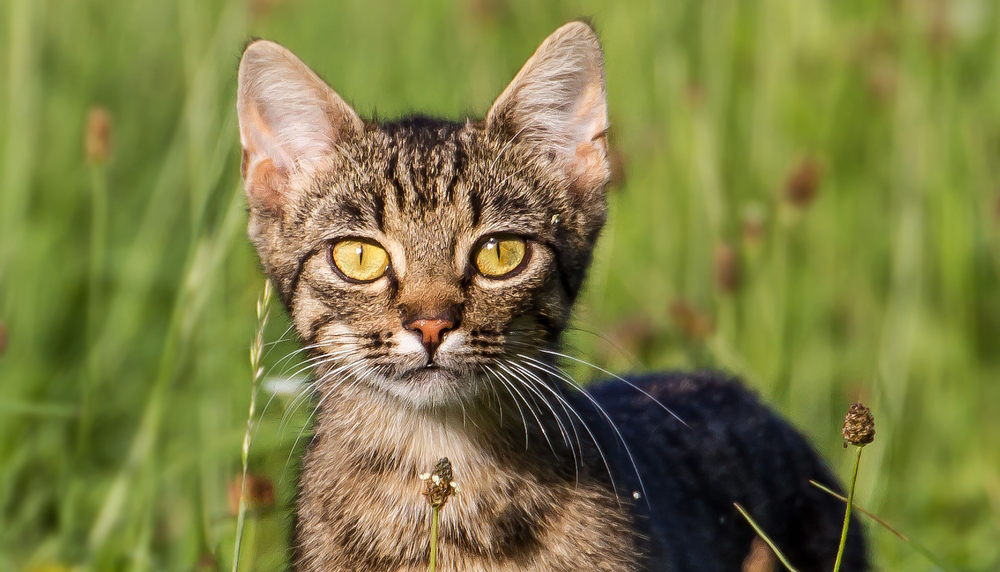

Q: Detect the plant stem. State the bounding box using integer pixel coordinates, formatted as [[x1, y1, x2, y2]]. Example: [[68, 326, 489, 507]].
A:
[[733, 503, 801, 572], [79, 162, 108, 457], [810, 480, 956, 572], [429, 506, 440, 572], [833, 446, 864, 572], [232, 279, 271, 572]]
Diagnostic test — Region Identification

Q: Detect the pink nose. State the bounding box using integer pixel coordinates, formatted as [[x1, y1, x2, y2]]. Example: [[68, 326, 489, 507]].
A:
[[405, 318, 455, 355]]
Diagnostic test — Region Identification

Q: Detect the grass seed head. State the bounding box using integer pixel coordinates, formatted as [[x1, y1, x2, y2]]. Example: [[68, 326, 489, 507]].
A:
[[784, 157, 822, 209], [228, 473, 276, 515], [85, 106, 113, 165], [714, 243, 740, 294], [842, 402, 876, 447], [669, 300, 714, 340], [422, 457, 457, 510]]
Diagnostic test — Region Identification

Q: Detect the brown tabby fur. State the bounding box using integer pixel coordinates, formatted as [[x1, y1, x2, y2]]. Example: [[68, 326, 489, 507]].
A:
[[235, 21, 868, 572], [238, 22, 641, 571]]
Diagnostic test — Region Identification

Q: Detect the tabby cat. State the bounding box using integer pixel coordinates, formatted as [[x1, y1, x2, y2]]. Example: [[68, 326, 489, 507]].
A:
[[235, 21, 868, 572]]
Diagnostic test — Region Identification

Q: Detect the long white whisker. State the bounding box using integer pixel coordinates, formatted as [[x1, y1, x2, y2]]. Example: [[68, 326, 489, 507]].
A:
[[482, 365, 530, 449], [502, 358, 573, 450], [504, 358, 583, 487], [532, 347, 688, 428], [279, 360, 369, 483], [515, 354, 650, 506], [494, 361, 557, 457]]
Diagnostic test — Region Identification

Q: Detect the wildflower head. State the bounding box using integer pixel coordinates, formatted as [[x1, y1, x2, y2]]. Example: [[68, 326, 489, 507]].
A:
[[842, 402, 876, 447], [421, 457, 457, 510], [85, 106, 113, 165]]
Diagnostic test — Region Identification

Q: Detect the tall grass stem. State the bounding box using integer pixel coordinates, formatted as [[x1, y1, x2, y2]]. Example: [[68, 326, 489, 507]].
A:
[[428, 506, 440, 572], [80, 162, 108, 456], [232, 279, 272, 572], [832, 446, 864, 572], [733, 503, 800, 572]]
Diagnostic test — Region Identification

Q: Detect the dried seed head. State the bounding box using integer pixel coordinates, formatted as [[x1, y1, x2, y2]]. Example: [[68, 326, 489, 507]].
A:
[[669, 299, 713, 340], [842, 402, 876, 447], [85, 106, 113, 165], [422, 457, 457, 510], [714, 243, 740, 295], [227, 473, 275, 515], [784, 157, 822, 209], [609, 313, 657, 356]]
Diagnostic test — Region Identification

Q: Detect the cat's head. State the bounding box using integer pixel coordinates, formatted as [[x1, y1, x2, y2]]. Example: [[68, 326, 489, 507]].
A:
[[236, 22, 610, 406]]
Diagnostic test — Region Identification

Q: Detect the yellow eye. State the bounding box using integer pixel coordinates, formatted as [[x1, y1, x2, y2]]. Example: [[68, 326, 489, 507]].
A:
[[474, 235, 527, 278], [330, 239, 390, 282]]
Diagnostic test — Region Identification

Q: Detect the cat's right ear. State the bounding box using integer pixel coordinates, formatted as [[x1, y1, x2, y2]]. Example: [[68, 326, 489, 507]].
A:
[[486, 22, 610, 197], [237, 40, 362, 213]]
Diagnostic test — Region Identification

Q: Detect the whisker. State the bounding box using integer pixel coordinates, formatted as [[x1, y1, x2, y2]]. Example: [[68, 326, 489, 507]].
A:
[[279, 360, 369, 483], [501, 358, 574, 451], [562, 324, 643, 369], [503, 358, 583, 487], [507, 342, 688, 428], [494, 360, 558, 458], [514, 354, 651, 506], [482, 365, 530, 449]]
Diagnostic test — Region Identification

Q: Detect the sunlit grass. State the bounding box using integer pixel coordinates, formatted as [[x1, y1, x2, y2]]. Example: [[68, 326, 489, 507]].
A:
[[1, 0, 998, 570]]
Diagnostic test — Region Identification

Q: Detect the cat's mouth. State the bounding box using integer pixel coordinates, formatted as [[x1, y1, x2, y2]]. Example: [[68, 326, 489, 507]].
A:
[[405, 364, 449, 383]]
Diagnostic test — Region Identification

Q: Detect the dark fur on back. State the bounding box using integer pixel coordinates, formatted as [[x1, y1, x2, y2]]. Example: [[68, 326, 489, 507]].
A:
[[235, 22, 869, 572], [585, 372, 867, 571]]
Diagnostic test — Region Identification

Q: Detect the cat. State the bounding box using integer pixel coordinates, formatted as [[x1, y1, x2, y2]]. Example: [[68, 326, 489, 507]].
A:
[[235, 21, 868, 572]]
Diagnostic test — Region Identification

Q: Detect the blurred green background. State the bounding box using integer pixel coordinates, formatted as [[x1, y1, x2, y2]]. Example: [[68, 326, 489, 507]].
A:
[[1, 0, 999, 570]]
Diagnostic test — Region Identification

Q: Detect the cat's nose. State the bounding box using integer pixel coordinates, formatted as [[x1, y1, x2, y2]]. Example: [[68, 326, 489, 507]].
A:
[[404, 318, 455, 359]]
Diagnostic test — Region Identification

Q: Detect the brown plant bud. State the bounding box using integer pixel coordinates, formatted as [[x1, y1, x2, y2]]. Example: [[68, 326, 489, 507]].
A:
[[842, 402, 876, 447], [669, 300, 713, 340], [195, 554, 217, 572], [609, 314, 657, 356], [685, 82, 704, 109], [227, 473, 275, 515], [467, 0, 505, 26], [421, 457, 457, 510], [927, 0, 951, 51], [85, 106, 113, 165], [714, 243, 740, 294], [783, 157, 822, 209], [250, 0, 290, 19]]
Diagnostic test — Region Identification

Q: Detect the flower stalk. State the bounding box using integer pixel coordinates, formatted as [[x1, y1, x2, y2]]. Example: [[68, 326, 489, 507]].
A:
[[832, 402, 875, 572], [422, 458, 457, 572]]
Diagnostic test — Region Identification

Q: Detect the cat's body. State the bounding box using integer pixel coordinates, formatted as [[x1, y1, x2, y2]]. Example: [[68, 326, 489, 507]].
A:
[[236, 22, 868, 572]]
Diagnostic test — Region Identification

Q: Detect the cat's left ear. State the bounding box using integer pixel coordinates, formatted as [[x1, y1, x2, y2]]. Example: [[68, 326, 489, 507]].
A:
[[486, 21, 609, 195]]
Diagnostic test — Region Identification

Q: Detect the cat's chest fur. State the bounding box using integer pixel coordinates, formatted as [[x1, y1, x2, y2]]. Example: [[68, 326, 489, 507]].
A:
[[294, 398, 641, 572]]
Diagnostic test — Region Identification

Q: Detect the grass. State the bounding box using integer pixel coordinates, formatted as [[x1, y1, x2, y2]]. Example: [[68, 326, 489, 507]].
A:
[[1, 0, 999, 570]]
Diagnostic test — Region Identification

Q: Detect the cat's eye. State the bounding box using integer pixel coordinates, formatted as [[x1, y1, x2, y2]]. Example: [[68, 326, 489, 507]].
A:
[[329, 239, 390, 283], [474, 235, 528, 279]]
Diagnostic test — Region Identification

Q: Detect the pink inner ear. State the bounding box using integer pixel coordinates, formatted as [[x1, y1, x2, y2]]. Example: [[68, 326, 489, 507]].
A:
[[246, 157, 288, 215], [571, 136, 610, 193]]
